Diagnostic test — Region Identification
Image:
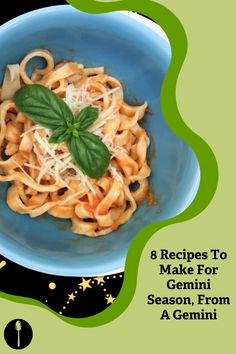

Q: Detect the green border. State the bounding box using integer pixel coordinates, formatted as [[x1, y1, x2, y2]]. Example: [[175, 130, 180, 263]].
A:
[[0, 0, 218, 327]]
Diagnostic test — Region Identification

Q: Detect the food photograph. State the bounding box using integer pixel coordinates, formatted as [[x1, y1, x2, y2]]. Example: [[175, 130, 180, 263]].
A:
[[0, 1, 199, 318]]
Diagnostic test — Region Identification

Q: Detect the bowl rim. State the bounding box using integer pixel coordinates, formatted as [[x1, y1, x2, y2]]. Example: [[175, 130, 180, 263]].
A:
[[0, 5, 197, 277], [0, 5, 169, 41]]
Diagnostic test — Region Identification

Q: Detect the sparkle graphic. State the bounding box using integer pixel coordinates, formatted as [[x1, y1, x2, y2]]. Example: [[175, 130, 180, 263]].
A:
[[49, 282, 56, 290], [68, 292, 76, 301], [78, 278, 92, 291], [0, 260, 6, 269], [105, 294, 116, 304], [94, 276, 105, 285]]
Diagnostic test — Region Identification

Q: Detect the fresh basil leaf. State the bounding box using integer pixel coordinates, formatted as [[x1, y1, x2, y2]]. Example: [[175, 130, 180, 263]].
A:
[[14, 84, 74, 129], [14, 85, 110, 178], [68, 131, 110, 179], [74, 106, 99, 131], [49, 125, 69, 144]]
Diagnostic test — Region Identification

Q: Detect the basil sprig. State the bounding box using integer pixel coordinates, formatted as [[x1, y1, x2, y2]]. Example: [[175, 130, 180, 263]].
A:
[[14, 84, 110, 179]]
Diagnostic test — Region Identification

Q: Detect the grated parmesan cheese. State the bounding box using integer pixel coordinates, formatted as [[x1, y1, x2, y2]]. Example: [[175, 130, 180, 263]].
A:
[[65, 83, 91, 112], [89, 86, 121, 103], [12, 158, 35, 182], [64, 83, 121, 114], [108, 165, 123, 183]]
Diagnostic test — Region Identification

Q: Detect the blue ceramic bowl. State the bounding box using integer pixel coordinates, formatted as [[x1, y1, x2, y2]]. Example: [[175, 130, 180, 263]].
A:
[[0, 6, 199, 276]]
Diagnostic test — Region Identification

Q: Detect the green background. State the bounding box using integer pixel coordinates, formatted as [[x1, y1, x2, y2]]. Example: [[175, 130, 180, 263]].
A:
[[0, 0, 235, 352]]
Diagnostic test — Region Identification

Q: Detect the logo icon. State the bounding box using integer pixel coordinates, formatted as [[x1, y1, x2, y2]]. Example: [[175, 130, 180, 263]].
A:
[[4, 319, 33, 350], [15, 320, 22, 348]]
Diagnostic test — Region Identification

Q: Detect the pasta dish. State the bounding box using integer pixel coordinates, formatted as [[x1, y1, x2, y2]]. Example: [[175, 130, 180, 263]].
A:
[[0, 49, 151, 237]]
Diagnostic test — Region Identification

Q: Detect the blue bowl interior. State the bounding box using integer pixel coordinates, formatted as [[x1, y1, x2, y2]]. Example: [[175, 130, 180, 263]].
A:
[[0, 6, 199, 276]]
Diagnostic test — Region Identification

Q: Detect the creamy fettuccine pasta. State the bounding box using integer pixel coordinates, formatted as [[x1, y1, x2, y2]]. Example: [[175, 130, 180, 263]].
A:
[[0, 49, 151, 237]]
